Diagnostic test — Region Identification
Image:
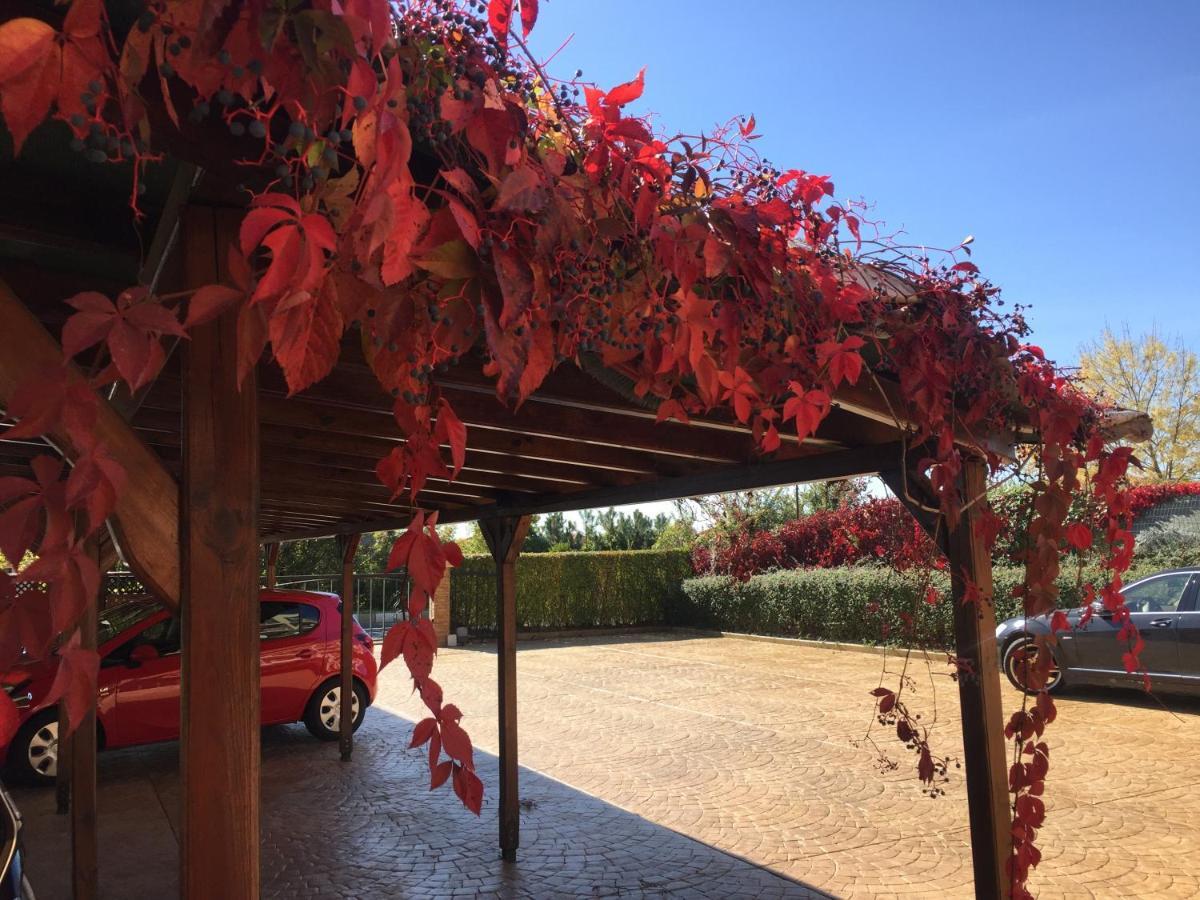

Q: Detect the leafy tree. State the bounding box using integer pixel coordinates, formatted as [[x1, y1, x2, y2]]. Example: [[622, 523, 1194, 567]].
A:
[[455, 523, 490, 555], [1079, 325, 1200, 481], [652, 518, 697, 550], [538, 512, 582, 550], [272, 529, 402, 576]]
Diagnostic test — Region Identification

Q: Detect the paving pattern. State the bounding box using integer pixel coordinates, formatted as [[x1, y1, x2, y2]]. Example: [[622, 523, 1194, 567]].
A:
[[14, 632, 1200, 898]]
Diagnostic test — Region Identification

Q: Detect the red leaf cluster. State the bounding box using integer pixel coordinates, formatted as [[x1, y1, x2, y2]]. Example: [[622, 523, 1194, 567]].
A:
[[0, 0, 1152, 883], [693, 499, 940, 579]]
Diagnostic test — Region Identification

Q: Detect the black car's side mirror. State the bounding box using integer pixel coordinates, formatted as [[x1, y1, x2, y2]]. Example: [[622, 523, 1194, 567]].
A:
[[1090, 600, 1114, 620]]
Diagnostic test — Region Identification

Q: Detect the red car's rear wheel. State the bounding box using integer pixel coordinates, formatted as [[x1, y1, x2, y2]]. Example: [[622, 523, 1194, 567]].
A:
[[6, 709, 60, 786], [303, 677, 368, 741]]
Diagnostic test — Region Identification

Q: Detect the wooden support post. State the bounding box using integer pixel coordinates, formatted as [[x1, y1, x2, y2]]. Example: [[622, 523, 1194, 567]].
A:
[[336, 533, 360, 762], [479, 515, 532, 863], [946, 457, 1012, 899], [68, 539, 102, 900], [55, 701, 72, 815], [180, 207, 260, 899], [264, 542, 280, 589]]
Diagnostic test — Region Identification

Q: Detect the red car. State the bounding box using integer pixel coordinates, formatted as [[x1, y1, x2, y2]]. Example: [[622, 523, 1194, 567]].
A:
[[2, 589, 377, 785]]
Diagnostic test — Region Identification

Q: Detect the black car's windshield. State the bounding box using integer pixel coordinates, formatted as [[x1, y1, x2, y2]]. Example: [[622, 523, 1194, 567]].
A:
[[97, 597, 161, 645]]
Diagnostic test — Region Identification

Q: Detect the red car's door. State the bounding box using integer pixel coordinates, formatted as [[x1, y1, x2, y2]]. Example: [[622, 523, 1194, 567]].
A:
[[106, 616, 183, 747], [259, 600, 325, 724]]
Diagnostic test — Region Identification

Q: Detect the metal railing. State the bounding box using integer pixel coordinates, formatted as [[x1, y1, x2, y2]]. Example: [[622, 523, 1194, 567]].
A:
[[102, 571, 412, 638], [273, 573, 410, 638]]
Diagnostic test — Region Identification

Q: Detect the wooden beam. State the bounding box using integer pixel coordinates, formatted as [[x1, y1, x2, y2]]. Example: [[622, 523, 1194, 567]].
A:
[[264, 542, 280, 589], [479, 515, 531, 863], [336, 533, 361, 762], [179, 217, 260, 899], [0, 279, 180, 608], [880, 465, 945, 552], [946, 457, 1012, 899], [469, 440, 906, 522], [262, 460, 540, 498], [257, 441, 907, 542]]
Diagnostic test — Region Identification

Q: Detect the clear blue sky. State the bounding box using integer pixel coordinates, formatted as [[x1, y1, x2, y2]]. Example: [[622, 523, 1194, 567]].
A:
[[527, 0, 1200, 366]]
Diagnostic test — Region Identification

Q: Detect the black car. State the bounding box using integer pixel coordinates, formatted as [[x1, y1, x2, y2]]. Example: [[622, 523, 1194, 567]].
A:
[[996, 568, 1200, 695], [0, 781, 34, 900]]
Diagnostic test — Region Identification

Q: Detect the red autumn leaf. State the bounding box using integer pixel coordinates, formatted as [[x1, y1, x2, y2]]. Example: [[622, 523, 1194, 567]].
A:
[[21, 542, 100, 638], [494, 247, 533, 327], [782, 384, 831, 440], [1064, 523, 1093, 551], [869, 687, 892, 698], [457, 766, 484, 815], [717, 367, 758, 424], [240, 195, 337, 303], [518, 0, 538, 37], [487, 0, 514, 46], [65, 444, 125, 533], [378, 181, 432, 286], [655, 399, 690, 425], [442, 541, 464, 568], [605, 67, 646, 108], [739, 114, 756, 138], [62, 288, 185, 391], [0, 456, 67, 565], [0, 0, 107, 152], [760, 422, 780, 453], [430, 759, 453, 790], [380, 619, 409, 671], [446, 197, 481, 249], [185, 284, 245, 328], [410, 716, 437, 748], [267, 280, 345, 395], [1049, 610, 1070, 635], [45, 642, 100, 734], [439, 716, 473, 766], [3, 366, 101, 455], [816, 335, 866, 387], [495, 164, 546, 212], [436, 399, 467, 479]]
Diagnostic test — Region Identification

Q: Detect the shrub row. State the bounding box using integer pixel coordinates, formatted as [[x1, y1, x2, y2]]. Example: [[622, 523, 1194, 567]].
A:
[[450, 549, 693, 633], [679, 563, 1164, 648], [695, 483, 1200, 579], [691, 499, 937, 578]]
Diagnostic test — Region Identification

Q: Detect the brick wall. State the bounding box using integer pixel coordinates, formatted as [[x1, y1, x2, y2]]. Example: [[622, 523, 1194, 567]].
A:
[[431, 573, 452, 647]]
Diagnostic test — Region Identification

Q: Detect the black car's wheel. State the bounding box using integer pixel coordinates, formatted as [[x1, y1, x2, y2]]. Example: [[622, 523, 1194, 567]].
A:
[[303, 677, 368, 741], [1002, 635, 1064, 694], [5, 709, 61, 786]]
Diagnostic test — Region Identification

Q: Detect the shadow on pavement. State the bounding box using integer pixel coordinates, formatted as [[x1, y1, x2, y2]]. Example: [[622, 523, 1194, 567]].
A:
[[11, 704, 829, 899]]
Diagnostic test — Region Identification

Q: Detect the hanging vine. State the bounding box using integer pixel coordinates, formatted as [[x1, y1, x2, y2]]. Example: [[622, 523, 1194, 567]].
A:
[[0, 0, 1143, 893]]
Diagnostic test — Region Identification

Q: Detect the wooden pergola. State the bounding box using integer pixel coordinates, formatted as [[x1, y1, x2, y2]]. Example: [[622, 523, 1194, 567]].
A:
[[0, 145, 1148, 897]]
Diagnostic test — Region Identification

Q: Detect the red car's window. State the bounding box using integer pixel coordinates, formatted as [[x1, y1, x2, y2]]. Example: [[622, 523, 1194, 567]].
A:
[[97, 598, 160, 646], [259, 602, 320, 641]]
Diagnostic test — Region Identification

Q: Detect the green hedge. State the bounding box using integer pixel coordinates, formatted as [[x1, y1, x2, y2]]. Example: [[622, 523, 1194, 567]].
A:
[[679, 563, 1164, 648], [450, 549, 693, 633]]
